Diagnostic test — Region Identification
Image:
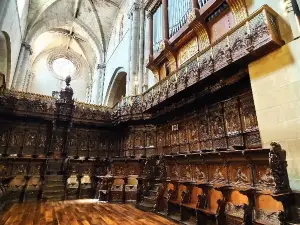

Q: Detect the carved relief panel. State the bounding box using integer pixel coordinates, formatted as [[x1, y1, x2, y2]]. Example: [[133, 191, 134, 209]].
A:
[[254, 165, 276, 193], [193, 164, 208, 183], [8, 126, 26, 155], [157, 128, 165, 155], [199, 110, 213, 151], [165, 127, 172, 155], [28, 162, 42, 176], [98, 137, 107, 158], [240, 93, 261, 148], [113, 164, 126, 176], [229, 165, 252, 188], [209, 104, 227, 150], [77, 130, 88, 157], [179, 122, 188, 153], [88, 133, 99, 158], [209, 164, 228, 185], [0, 161, 10, 178], [35, 126, 48, 156], [0, 122, 10, 154], [52, 129, 64, 154], [145, 126, 156, 157], [12, 161, 28, 176], [127, 163, 140, 176], [167, 164, 179, 180], [180, 164, 192, 181], [22, 126, 38, 156], [68, 132, 78, 157], [187, 116, 199, 152]]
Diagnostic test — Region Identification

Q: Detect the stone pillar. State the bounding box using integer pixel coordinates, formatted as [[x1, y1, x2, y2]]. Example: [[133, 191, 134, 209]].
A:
[[98, 64, 106, 104], [148, 13, 154, 58], [91, 64, 105, 104], [137, 5, 145, 95], [285, 0, 300, 39], [128, 2, 140, 96], [13, 42, 32, 91]]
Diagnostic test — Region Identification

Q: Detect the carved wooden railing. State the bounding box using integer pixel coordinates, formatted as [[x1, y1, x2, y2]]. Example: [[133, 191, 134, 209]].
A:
[[112, 5, 283, 121], [0, 90, 112, 124]]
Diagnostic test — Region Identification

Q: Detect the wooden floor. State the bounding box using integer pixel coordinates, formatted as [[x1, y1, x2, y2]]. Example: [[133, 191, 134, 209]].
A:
[[0, 200, 178, 225]]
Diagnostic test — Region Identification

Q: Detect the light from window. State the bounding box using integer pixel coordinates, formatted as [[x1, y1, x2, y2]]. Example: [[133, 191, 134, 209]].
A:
[[17, 0, 26, 18], [52, 58, 75, 78]]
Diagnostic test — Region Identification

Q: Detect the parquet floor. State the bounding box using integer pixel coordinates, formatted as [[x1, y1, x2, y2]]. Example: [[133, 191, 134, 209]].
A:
[[0, 200, 178, 225]]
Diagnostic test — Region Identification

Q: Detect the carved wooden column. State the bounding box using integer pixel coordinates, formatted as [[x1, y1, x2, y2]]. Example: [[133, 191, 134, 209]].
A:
[[162, 0, 169, 40]]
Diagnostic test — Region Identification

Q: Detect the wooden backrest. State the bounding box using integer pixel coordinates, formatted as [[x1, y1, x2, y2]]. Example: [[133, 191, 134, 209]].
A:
[[127, 177, 138, 186], [113, 178, 124, 186], [175, 184, 187, 202], [208, 188, 223, 213], [190, 186, 202, 204]]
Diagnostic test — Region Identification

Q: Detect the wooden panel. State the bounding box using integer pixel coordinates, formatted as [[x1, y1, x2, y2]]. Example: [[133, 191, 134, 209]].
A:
[[208, 10, 235, 43]]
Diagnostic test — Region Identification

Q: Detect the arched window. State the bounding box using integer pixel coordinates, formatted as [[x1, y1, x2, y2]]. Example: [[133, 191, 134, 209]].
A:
[[17, 0, 26, 18]]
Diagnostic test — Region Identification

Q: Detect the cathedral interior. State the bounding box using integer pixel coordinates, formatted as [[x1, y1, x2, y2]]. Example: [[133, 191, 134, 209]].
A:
[[1, 0, 300, 224]]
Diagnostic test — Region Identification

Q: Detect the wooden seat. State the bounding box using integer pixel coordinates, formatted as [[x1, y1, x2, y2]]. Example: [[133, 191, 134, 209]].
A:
[[182, 186, 202, 209], [169, 184, 187, 205]]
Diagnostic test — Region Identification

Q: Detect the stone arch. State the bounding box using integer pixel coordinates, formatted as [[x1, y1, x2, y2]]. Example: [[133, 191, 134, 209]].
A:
[[0, 31, 11, 87], [105, 67, 127, 107]]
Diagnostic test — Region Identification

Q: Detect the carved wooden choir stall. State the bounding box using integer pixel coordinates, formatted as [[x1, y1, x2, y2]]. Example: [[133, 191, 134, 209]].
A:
[[0, 1, 296, 225]]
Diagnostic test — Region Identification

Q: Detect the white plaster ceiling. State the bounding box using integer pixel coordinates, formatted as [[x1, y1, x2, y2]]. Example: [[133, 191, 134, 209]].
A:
[[26, 0, 125, 64]]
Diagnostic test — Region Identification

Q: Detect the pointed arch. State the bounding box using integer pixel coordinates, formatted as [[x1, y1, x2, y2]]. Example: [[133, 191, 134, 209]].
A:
[[105, 67, 127, 107], [0, 31, 11, 86]]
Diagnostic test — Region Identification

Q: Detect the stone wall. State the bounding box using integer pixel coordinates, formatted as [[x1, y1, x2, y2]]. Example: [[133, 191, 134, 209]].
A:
[[249, 38, 300, 191], [0, 0, 29, 88]]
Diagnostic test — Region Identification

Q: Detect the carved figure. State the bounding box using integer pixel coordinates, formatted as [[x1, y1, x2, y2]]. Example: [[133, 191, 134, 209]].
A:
[[26, 133, 36, 146], [184, 165, 191, 179], [171, 167, 179, 178], [235, 168, 248, 184], [195, 167, 206, 180], [268, 142, 290, 192], [259, 168, 275, 186], [212, 167, 225, 183]]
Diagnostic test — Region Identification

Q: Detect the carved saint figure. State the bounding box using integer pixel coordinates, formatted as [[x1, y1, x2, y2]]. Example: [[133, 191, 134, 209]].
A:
[[39, 135, 46, 147], [212, 167, 225, 183], [191, 124, 198, 141], [26, 133, 36, 146], [212, 116, 223, 136], [195, 167, 206, 180], [259, 168, 275, 186], [171, 167, 179, 178], [184, 165, 191, 179], [235, 168, 248, 184]]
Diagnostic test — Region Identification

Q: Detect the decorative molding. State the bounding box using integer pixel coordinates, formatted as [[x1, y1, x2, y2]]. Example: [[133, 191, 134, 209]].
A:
[[226, 0, 248, 24]]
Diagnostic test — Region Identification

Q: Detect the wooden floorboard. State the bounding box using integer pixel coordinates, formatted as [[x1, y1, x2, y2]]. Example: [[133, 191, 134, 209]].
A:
[[0, 200, 178, 225]]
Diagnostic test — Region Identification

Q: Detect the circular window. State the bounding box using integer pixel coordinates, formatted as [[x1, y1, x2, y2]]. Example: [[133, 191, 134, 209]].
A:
[[52, 58, 76, 78]]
